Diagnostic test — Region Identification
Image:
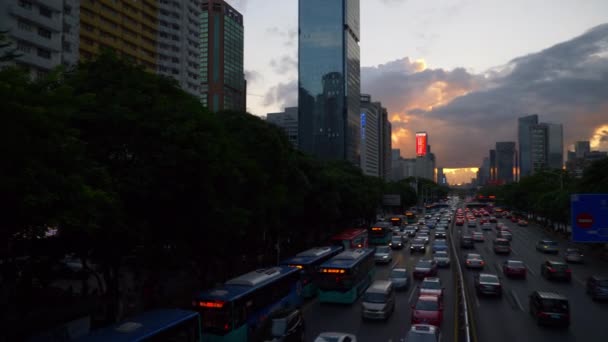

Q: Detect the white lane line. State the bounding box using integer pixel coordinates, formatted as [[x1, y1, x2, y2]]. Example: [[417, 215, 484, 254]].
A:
[[526, 265, 537, 276], [408, 285, 417, 303], [390, 260, 398, 269], [511, 289, 524, 311], [511, 248, 519, 256]]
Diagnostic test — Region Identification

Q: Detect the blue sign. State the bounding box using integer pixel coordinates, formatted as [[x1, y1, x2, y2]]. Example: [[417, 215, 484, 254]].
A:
[[571, 194, 608, 243]]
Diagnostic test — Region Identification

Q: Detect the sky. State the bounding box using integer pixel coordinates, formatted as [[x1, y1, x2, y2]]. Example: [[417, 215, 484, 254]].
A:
[[228, 0, 608, 184]]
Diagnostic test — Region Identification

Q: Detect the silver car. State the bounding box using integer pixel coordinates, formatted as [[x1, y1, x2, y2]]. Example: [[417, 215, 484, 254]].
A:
[[465, 253, 485, 269], [314, 332, 357, 342], [374, 246, 393, 264], [536, 239, 559, 254], [564, 248, 584, 263], [390, 267, 410, 290], [433, 250, 451, 267]]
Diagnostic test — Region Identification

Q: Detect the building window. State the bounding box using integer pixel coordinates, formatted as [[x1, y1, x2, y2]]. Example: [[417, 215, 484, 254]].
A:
[[18, 0, 32, 10], [62, 41, 71, 52], [64, 5, 72, 14], [18, 19, 33, 32], [17, 41, 31, 53], [39, 6, 53, 18], [38, 27, 52, 39], [37, 48, 51, 59]]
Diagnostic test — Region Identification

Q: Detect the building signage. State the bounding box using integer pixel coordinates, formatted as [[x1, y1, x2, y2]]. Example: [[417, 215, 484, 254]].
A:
[[416, 132, 427, 157]]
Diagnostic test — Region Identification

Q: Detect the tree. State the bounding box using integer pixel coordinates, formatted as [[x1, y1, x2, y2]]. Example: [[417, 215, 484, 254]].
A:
[[0, 30, 21, 62]]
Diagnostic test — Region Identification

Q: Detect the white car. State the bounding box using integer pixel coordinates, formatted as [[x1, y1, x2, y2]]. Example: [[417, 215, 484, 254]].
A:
[[315, 332, 357, 342]]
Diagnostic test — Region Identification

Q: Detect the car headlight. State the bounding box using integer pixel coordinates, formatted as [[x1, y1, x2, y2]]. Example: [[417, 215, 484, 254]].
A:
[[382, 255, 388, 259]]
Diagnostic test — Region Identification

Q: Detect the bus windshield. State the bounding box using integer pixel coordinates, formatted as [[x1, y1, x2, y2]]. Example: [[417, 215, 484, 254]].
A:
[[200, 304, 232, 335]]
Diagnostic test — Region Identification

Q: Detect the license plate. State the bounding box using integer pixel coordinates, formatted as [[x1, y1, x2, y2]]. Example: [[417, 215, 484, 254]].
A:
[[551, 314, 560, 319]]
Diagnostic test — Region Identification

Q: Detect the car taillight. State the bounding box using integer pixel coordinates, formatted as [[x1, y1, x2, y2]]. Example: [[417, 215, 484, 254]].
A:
[[466, 260, 471, 264], [549, 267, 556, 273], [537, 312, 549, 318], [480, 261, 485, 265]]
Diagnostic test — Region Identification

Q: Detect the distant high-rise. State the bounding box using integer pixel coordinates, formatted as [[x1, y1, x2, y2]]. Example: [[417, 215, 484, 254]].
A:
[[156, 0, 202, 97], [360, 94, 381, 177], [546, 123, 563, 170], [489, 149, 497, 181], [298, 0, 361, 165], [0, 0, 80, 78], [380, 107, 392, 180], [575, 141, 591, 159], [200, 0, 245, 112], [266, 107, 298, 148], [518, 114, 539, 177], [530, 124, 549, 172], [496, 142, 516, 183]]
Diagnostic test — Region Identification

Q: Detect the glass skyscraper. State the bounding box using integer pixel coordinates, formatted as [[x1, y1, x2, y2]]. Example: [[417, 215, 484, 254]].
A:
[[518, 114, 539, 177], [298, 0, 361, 164]]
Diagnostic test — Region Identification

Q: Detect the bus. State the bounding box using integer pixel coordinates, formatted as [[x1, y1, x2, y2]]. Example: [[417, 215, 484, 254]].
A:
[[77, 309, 201, 342], [390, 216, 403, 227], [369, 222, 392, 245], [280, 246, 343, 298], [330, 228, 369, 250], [405, 211, 416, 224], [193, 266, 302, 342], [317, 248, 375, 304]]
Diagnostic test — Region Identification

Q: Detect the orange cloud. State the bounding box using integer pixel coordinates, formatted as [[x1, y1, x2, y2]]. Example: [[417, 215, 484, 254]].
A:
[[590, 124, 608, 150]]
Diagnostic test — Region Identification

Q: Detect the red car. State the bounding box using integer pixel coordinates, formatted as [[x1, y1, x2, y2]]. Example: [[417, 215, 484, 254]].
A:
[[455, 218, 464, 226], [411, 295, 443, 327], [503, 260, 527, 278], [510, 217, 518, 223], [413, 259, 438, 279]]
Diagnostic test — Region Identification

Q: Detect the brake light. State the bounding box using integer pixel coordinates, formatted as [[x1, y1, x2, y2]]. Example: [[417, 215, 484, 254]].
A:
[[537, 312, 549, 318], [224, 323, 230, 331], [466, 260, 471, 264], [480, 261, 485, 265], [548, 267, 556, 273]]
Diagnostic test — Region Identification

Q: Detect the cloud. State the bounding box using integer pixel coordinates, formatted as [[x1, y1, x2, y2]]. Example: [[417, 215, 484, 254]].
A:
[[362, 23, 608, 167], [265, 26, 297, 47], [263, 80, 297, 109], [270, 55, 297, 75], [244, 69, 262, 84]]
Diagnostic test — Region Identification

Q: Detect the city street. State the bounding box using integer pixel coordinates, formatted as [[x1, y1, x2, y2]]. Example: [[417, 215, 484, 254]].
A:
[[457, 216, 608, 342], [303, 234, 457, 342]]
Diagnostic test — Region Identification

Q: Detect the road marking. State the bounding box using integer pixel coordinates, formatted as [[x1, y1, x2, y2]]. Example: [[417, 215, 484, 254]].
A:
[[495, 262, 503, 274], [408, 285, 417, 303], [574, 276, 585, 287], [511, 248, 518, 256], [390, 260, 398, 269], [511, 289, 524, 311], [526, 265, 536, 276]]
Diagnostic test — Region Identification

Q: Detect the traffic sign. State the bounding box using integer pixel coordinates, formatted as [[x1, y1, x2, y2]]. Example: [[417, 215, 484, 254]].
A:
[[571, 194, 608, 243]]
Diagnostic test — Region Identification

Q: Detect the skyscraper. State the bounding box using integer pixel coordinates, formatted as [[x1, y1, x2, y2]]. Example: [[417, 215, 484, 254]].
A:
[[156, 0, 202, 97], [496, 142, 516, 183], [489, 149, 497, 182], [1, 0, 80, 78], [530, 123, 549, 172], [546, 123, 563, 170], [200, 0, 245, 112], [298, 0, 361, 165], [518, 114, 539, 177], [575, 141, 590, 159], [360, 94, 381, 177], [381, 107, 392, 180]]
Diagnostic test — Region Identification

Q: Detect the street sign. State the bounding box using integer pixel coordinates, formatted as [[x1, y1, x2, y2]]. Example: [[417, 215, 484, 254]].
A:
[[571, 194, 608, 243]]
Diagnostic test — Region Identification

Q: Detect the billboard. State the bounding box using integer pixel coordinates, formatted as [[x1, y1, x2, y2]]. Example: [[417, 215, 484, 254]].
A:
[[416, 132, 428, 157], [571, 194, 608, 243]]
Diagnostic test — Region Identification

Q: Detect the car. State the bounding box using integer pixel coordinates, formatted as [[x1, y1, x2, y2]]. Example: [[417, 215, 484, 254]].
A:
[[489, 216, 497, 223], [374, 246, 393, 264], [390, 267, 410, 291], [455, 218, 465, 226], [518, 220, 528, 226], [467, 220, 477, 227], [362, 280, 395, 320], [510, 217, 518, 223], [503, 260, 527, 278], [464, 253, 485, 269], [460, 235, 474, 249], [411, 295, 443, 327], [497, 230, 512, 241], [563, 248, 584, 263], [586, 275, 608, 301], [390, 235, 404, 249], [419, 277, 444, 300], [472, 232, 484, 242], [529, 291, 570, 328], [433, 251, 451, 268], [474, 273, 502, 297], [259, 308, 305, 342], [536, 239, 559, 253], [492, 238, 511, 255], [431, 240, 448, 253], [404, 324, 441, 342], [540, 260, 571, 282], [410, 239, 426, 253], [480, 222, 493, 231], [426, 221, 436, 229], [417, 233, 430, 244], [434, 229, 447, 239], [314, 332, 357, 342], [405, 226, 418, 237], [496, 222, 506, 230], [413, 259, 438, 279]]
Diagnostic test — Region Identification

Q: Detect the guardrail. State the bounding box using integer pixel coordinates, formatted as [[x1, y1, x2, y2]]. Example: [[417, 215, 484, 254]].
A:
[[449, 209, 473, 342]]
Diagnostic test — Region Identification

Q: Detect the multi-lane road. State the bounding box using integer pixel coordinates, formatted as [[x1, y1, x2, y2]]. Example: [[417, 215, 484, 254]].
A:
[[303, 227, 458, 341], [457, 213, 608, 342]]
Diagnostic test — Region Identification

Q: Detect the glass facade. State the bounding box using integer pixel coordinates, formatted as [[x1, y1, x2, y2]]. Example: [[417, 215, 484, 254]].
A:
[[518, 114, 538, 177], [298, 0, 360, 164]]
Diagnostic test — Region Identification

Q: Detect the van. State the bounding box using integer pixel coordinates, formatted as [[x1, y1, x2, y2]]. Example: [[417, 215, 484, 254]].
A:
[[362, 280, 395, 320], [529, 291, 570, 327], [493, 238, 511, 254]]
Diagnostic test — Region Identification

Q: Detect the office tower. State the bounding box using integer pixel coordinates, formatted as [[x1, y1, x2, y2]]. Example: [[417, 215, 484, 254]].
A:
[[266, 107, 299, 148], [489, 149, 496, 181], [530, 123, 549, 172], [0, 0, 80, 78], [200, 0, 245, 112], [496, 142, 516, 184], [298, 0, 361, 165], [360, 94, 381, 177], [156, 0, 202, 96], [546, 123, 563, 170], [79, 0, 158, 71], [518, 114, 539, 177], [575, 141, 590, 159], [381, 108, 392, 180]]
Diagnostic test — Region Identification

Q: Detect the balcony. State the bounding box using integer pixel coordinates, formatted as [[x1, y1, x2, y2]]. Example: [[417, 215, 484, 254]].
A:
[[15, 50, 59, 70], [11, 27, 61, 52], [10, 4, 61, 32]]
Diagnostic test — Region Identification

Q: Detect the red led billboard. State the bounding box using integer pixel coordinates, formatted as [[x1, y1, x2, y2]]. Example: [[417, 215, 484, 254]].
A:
[[416, 132, 427, 157]]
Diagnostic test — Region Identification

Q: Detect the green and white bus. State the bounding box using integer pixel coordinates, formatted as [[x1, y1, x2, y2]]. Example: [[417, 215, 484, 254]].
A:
[[317, 248, 375, 304], [280, 246, 344, 298], [369, 222, 392, 245]]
